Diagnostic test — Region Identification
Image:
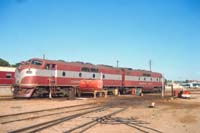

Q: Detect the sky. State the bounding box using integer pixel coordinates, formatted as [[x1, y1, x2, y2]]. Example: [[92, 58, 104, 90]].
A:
[[0, 0, 200, 80]]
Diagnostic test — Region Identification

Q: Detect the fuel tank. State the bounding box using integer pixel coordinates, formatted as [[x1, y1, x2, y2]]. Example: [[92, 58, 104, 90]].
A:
[[79, 80, 103, 91]]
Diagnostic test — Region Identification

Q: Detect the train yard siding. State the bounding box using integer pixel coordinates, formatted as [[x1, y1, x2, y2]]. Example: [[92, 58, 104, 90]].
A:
[[0, 90, 200, 133]]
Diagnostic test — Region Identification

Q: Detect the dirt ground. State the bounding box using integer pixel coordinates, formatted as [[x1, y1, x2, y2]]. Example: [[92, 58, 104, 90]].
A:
[[0, 90, 200, 133]]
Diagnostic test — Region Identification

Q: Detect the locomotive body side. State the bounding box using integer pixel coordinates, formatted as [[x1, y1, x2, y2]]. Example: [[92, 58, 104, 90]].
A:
[[123, 69, 162, 92], [13, 58, 163, 98], [97, 65, 122, 88], [13, 59, 123, 98]]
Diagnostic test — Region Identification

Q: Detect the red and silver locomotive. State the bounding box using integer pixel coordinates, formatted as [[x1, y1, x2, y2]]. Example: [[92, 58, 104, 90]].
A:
[[13, 58, 163, 98]]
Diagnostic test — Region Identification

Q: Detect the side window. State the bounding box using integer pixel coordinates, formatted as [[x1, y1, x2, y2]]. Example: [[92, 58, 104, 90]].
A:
[[46, 64, 50, 70], [93, 74, 95, 78], [138, 77, 140, 81], [103, 74, 105, 79], [32, 60, 42, 66], [62, 72, 66, 77], [79, 73, 82, 78], [52, 64, 56, 69], [6, 73, 11, 79], [46, 64, 56, 70], [144, 78, 146, 81]]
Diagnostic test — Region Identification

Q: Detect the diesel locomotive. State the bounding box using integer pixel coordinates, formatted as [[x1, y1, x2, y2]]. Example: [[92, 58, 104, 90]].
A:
[[13, 58, 163, 98]]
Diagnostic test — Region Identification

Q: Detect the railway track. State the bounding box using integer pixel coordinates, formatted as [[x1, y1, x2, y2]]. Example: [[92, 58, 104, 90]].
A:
[[64, 107, 128, 133], [63, 107, 162, 133], [0, 103, 97, 118], [1, 105, 104, 124], [1, 96, 165, 133], [9, 105, 110, 133], [3, 101, 129, 133], [0, 103, 107, 125]]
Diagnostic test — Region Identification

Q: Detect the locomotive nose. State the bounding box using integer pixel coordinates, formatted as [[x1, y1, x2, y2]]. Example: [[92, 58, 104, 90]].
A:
[[15, 69, 20, 84]]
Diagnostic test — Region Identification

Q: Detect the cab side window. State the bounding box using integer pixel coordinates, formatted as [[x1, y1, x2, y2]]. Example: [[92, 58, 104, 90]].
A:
[[32, 60, 42, 66], [46, 64, 50, 70], [6, 73, 12, 79], [45, 64, 56, 70], [52, 64, 56, 70]]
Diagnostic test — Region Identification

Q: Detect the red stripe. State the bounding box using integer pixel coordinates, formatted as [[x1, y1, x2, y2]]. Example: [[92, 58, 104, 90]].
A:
[[124, 81, 162, 88], [0, 79, 14, 85]]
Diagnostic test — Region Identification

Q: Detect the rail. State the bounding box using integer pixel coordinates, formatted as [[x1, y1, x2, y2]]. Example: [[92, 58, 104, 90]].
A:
[[64, 107, 128, 133], [0, 103, 100, 118], [1, 105, 104, 124], [9, 105, 109, 133]]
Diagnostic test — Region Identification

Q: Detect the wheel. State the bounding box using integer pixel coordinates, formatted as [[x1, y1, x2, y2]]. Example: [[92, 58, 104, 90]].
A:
[[122, 89, 126, 94], [67, 88, 75, 100]]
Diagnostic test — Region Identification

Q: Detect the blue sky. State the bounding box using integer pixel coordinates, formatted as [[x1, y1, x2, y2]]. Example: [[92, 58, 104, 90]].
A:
[[0, 0, 200, 80]]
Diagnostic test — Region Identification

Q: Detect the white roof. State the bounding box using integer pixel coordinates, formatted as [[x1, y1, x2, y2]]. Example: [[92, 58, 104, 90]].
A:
[[0, 67, 16, 72]]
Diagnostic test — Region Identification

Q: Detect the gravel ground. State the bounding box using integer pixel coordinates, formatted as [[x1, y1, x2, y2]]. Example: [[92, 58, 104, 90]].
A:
[[0, 90, 200, 133]]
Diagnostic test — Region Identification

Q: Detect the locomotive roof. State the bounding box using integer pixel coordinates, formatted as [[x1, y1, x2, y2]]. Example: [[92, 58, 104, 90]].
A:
[[30, 58, 161, 74], [31, 58, 96, 67]]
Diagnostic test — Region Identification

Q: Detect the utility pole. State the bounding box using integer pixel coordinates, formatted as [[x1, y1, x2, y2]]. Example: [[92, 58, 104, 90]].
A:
[[149, 59, 152, 71], [161, 74, 165, 98], [117, 60, 119, 68], [43, 54, 45, 59], [43, 54, 46, 60]]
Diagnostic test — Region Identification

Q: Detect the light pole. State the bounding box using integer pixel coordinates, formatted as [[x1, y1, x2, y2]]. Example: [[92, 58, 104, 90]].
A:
[[117, 60, 119, 68], [149, 59, 152, 71], [161, 74, 165, 98], [43, 54, 46, 60]]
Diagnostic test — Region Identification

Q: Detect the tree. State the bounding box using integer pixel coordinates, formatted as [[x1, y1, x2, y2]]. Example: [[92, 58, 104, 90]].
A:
[[11, 63, 20, 67], [0, 58, 10, 66]]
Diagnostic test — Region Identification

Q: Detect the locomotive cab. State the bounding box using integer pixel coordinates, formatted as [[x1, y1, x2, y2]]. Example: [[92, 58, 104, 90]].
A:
[[13, 59, 46, 98], [27, 59, 44, 68], [15, 59, 45, 85], [17, 59, 44, 70]]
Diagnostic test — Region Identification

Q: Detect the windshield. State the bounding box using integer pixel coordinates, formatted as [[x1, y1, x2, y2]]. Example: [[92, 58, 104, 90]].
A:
[[31, 60, 42, 66]]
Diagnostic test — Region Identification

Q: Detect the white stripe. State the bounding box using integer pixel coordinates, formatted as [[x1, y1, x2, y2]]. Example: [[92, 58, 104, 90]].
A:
[[16, 68, 161, 85], [57, 71, 100, 79], [15, 68, 122, 84], [125, 76, 138, 81], [125, 75, 160, 82], [103, 74, 122, 80], [55, 70, 121, 80], [0, 67, 15, 72]]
